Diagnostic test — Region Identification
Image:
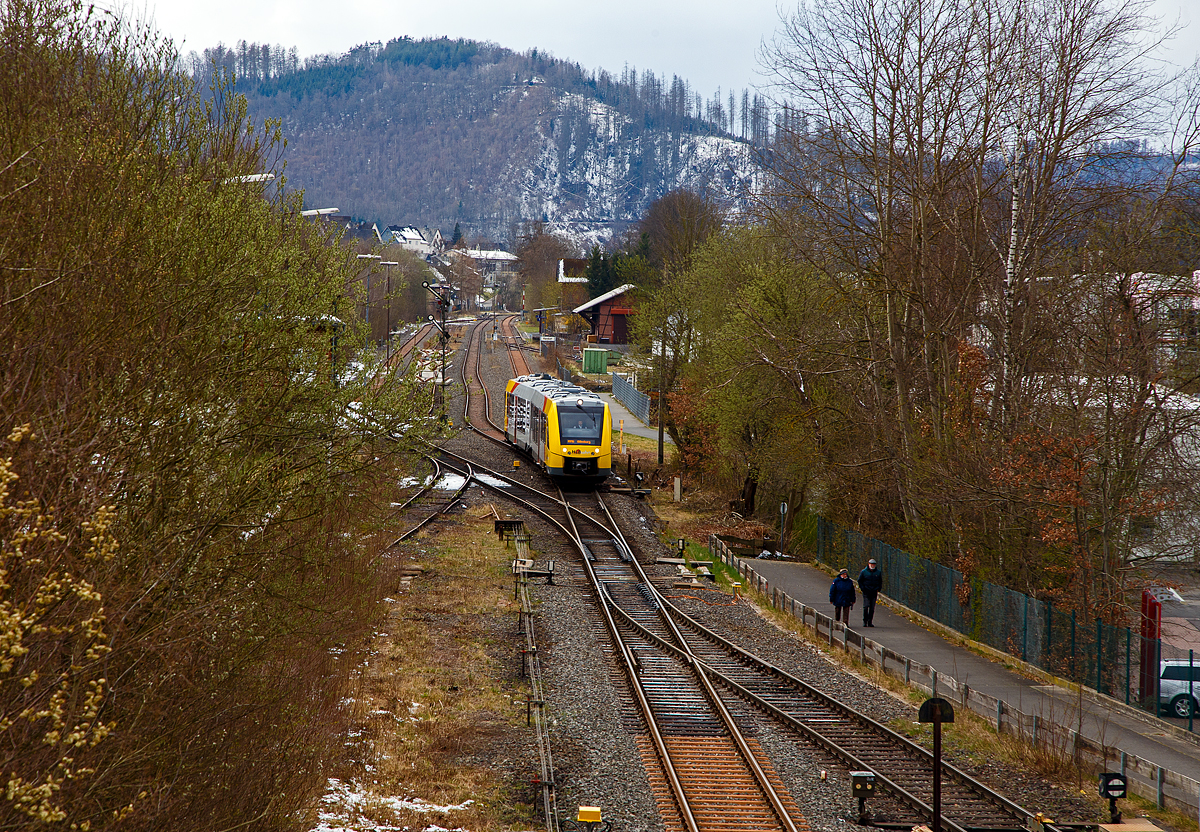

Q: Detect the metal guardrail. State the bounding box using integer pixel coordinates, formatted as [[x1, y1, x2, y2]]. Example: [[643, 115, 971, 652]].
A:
[[814, 517, 1197, 719], [556, 359, 581, 385], [710, 534, 1200, 823], [611, 372, 651, 425]]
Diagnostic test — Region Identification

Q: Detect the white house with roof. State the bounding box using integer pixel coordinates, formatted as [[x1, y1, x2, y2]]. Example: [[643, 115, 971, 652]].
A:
[[445, 248, 520, 284], [381, 225, 445, 257]]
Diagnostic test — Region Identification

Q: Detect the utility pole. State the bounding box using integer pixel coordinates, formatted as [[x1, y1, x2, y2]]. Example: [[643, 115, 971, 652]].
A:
[[356, 253, 381, 351], [380, 260, 398, 362], [423, 280, 450, 419]]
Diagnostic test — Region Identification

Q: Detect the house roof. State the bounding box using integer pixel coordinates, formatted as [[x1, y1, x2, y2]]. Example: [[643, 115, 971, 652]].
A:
[[387, 225, 427, 242], [327, 216, 378, 242], [573, 283, 637, 314], [448, 248, 518, 262]]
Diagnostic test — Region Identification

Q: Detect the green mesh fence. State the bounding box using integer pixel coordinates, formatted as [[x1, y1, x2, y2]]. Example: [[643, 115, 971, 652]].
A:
[[815, 516, 1193, 723]]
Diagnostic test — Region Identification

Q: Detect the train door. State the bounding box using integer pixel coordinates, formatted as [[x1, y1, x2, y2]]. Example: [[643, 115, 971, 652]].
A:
[[536, 409, 550, 464], [510, 394, 530, 449]]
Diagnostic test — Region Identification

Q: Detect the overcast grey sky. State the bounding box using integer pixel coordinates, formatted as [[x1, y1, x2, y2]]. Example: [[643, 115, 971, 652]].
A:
[[128, 0, 1198, 102]]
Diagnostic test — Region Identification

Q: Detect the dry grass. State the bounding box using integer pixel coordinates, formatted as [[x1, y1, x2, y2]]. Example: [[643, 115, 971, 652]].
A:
[[318, 508, 540, 831]]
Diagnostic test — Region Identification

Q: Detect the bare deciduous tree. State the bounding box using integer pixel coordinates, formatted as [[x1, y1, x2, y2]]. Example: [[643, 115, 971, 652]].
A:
[[760, 0, 1200, 609]]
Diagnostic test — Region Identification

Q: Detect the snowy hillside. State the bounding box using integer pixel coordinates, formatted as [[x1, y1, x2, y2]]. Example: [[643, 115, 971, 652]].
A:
[[216, 37, 767, 247]]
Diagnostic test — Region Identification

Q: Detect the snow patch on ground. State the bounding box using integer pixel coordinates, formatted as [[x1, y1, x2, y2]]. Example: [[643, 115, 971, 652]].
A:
[[472, 473, 511, 488], [432, 474, 467, 491], [311, 777, 475, 832]]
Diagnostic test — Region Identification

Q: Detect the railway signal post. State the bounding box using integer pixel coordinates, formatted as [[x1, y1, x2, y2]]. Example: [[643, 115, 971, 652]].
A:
[[1099, 772, 1127, 824], [423, 281, 451, 417], [919, 697, 955, 832]]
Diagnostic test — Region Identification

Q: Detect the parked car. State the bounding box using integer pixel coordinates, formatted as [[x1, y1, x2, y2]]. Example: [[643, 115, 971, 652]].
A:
[[1159, 660, 1200, 717]]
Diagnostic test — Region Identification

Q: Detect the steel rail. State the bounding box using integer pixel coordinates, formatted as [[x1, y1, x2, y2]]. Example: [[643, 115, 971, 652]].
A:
[[609, 597, 979, 832], [392, 458, 475, 542], [458, 318, 481, 427], [590, 496, 1029, 832], [515, 559, 561, 832], [434, 450, 1030, 831], [591, 497, 801, 832], [368, 321, 437, 387], [459, 318, 506, 437], [412, 448, 701, 832], [557, 489, 702, 832], [667, 597, 1032, 825], [498, 314, 528, 377], [433, 454, 561, 832], [472, 324, 501, 432], [433, 351, 1043, 832]]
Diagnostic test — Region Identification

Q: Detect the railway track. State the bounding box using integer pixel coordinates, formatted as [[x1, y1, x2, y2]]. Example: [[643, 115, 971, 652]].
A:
[[426, 454, 805, 832], [459, 312, 532, 440], [433, 424, 1043, 832], [424, 322, 1051, 832], [384, 455, 475, 544]]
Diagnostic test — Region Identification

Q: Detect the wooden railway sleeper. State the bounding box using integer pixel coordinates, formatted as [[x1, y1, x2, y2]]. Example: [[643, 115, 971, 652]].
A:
[[610, 598, 1024, 832], [660, 600, 1032, 822], [601, 590, 802, 832]]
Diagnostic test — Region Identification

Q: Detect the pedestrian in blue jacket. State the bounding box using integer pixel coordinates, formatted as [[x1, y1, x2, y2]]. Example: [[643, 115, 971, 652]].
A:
[[829, 568, 856, 624]]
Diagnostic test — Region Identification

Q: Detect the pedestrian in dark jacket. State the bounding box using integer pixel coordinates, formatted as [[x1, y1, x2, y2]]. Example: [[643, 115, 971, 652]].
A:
[[858, 558, 883, 627], [829, 568, 856, 624]]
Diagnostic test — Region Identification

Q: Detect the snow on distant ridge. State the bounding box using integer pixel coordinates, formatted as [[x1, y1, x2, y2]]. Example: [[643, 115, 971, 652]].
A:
[[509, 91, 761, 243]]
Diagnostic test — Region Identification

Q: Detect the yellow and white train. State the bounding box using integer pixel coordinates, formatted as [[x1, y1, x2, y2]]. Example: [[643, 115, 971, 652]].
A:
[[504, 374, 611, 485]]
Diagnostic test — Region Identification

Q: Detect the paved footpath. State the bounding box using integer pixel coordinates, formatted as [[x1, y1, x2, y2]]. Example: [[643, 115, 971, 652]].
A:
[[743, 558, 1200, 793], [598, 391, 672, 444]]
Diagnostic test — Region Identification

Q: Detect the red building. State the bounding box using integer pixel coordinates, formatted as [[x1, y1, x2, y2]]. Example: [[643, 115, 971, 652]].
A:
[[573, 283, 636, 344]]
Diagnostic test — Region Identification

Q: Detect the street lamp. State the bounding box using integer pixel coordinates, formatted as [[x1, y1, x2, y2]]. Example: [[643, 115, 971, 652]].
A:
[[357, 254, 381, 350], [379, 261, 398, 361]]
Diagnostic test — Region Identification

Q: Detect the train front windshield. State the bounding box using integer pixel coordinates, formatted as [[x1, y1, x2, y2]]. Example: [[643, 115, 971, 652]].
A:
[[560, 406, 604, 445]]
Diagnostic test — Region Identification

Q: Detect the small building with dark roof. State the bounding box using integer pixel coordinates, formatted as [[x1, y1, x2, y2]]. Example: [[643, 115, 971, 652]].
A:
[[573, 283, 636, 344]]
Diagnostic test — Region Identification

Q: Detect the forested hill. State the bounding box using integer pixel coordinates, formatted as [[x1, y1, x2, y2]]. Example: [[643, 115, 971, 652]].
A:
[[186, 38, 769, 246]]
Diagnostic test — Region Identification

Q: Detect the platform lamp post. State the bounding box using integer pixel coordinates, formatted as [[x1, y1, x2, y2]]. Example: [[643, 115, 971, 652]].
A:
[[379, 260, 398, 361], [422, 280, 450, 418], [357, 254, 381, 351]]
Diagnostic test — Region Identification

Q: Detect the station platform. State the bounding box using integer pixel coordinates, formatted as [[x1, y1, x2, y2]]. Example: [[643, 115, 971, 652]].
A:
[[743, 558, 1200, 792]]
